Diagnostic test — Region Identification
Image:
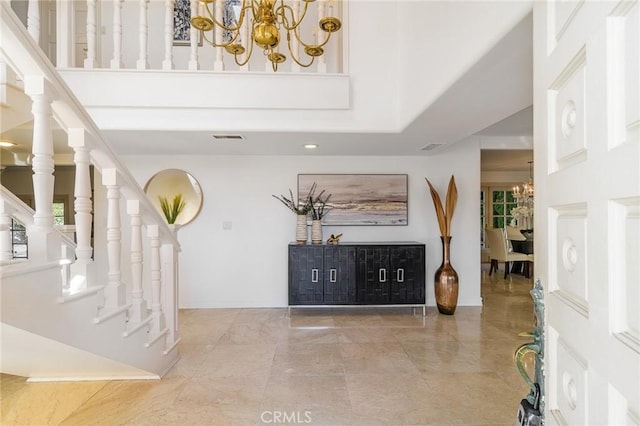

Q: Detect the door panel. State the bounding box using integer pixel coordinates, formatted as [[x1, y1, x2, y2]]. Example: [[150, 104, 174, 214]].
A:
[[535, 1, 639, 424]]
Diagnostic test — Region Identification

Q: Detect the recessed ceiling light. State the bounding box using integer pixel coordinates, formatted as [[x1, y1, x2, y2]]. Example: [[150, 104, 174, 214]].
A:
[[304, 144, 318, 149], [212, 135, 244, 140], [0, 140, 16, 148]]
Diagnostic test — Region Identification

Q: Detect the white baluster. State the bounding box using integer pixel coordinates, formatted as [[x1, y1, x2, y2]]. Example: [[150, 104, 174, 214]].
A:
[[56, 0, 73, 67], [111, 0, 124, 69], [68, 128, 93, 266], [128, 200, 147, 323], [290, 0, 301, 73], [214, 0, 224, 71], [0, 202, 12, 264], [148, 225, 165, 335], [25, 77, 54, 231], [27, 0, 40, 44], [102, 168, 125, 308], [85, 0, 97, 68], [188, 0, 199, 70], [316, 0, 327, 73], [137, 0, 149, 69], [162, 0, 174, 70]]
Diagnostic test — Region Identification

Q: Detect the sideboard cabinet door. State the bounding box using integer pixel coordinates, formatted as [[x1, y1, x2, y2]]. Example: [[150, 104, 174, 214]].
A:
[[356, 246, 391, 303], [323, 246, 357, 304], [289, 245, 325, 305], [390, 246, 425, 304]]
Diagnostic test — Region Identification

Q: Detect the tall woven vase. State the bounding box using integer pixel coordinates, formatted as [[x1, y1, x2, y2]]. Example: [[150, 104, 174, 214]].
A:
[[434, 236, 459, 315], [296, 214, 308, 244]]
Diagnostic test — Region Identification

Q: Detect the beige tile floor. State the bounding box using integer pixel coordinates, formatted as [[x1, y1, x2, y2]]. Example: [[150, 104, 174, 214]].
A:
[[1, 266, 536, 425]]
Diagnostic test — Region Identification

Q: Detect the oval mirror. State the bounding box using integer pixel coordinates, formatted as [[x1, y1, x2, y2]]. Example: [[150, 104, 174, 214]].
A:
[[144, 169, 203, 226]]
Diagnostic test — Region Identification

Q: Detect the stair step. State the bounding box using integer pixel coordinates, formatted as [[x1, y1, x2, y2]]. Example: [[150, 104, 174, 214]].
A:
[[57, 285, 103, 304], [145, 328, 168, 348], [123, 316, 152, 337], [93, 304, 131, 324]]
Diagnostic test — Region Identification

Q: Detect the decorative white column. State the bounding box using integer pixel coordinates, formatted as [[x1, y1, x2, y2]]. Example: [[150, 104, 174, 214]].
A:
[[102, 168, 125, 308], [85, 0, 97, 68], [148, 225, 165, 335], [111, 0, 124, 69], [214, 0, 224, 71], [188, 0, 199, 70], [162, 0, 174, 70], [27, 0, 40, 44], [0, 201, 12, 264], [68, 128, 93, 267], [137, 0, 150, 69], [127, 200, 147, 323]]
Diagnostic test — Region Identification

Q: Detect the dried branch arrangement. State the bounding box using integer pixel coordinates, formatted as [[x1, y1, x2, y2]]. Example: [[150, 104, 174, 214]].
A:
[[159, 194, 186, 224], [425, 175, 458, 237], [272, 183, 317, 215]]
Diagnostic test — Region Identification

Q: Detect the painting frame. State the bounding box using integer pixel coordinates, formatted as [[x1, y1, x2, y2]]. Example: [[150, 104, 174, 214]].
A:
[[298, 174, 409, 226], [173, 0, 203, 46]]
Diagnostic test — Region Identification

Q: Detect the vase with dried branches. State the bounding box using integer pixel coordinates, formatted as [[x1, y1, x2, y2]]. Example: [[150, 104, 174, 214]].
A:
[[309, 189, 332, 244], [158, 194, 186, 225], [273, 183, 316, 244], [426, 175, 459, 315]]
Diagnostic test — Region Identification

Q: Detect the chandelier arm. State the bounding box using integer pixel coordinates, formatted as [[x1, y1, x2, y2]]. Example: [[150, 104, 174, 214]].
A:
[[232, 32, 255, 67], [275, 1, 310, 31], [200, 29, 240, 48], [200, 2, 247, 33], [286, 31, 315, 68]]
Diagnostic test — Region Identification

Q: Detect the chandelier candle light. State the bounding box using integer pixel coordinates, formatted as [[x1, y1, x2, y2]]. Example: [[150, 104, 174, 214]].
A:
[[190, 0, 342, 71]]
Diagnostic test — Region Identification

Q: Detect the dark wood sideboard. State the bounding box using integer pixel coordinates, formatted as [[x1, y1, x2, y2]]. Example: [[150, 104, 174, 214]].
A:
[[288, 242, 425, 311]]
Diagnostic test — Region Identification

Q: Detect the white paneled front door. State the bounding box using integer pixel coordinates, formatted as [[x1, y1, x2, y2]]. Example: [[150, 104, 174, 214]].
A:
[[534, 0, 639, 424]]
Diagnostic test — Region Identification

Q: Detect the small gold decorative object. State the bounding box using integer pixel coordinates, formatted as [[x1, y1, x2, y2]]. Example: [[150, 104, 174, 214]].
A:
[[327, 233, 342, 244]]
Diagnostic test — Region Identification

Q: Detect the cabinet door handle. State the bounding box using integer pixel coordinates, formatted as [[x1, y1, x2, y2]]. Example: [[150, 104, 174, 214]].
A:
[[311, 268, 319, 283], [396, 268, 405, 283], [329, 268, 337, 283], [379, 268, 387, 282]]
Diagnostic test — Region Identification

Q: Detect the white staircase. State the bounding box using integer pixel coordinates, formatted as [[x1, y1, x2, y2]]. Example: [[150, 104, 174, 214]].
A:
[[0, 1, 181, 381]]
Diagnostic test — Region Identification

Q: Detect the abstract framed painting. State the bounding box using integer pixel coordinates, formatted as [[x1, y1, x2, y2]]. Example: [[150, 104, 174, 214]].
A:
[[173, 0, 202, 46], [298, 174, 408, 226]]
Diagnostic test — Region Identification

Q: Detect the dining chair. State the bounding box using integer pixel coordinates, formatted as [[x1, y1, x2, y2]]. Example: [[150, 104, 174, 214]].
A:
[[486, 228, 532, 279]]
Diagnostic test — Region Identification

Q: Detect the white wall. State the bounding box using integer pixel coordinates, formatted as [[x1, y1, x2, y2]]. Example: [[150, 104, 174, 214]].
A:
[[122, 140, 481, 308]]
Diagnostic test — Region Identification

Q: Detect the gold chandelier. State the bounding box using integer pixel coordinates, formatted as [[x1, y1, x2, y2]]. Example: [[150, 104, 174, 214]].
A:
[[190, 0, 342, 71]]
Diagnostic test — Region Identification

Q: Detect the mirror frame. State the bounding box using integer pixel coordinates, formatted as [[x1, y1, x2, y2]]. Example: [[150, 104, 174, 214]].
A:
[[144, 169, 203, 226]]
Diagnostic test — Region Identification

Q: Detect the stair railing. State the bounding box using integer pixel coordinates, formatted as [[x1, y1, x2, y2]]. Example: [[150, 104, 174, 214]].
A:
[[1, 0, 181, 354]]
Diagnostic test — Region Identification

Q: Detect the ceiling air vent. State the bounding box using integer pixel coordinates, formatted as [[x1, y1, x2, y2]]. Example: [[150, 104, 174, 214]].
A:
[[421, 143, 444, 151], [212, 135, 245, 140]]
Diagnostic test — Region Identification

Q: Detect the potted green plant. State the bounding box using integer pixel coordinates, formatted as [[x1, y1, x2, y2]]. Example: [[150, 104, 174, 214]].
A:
[[158, 193, 186, 225]]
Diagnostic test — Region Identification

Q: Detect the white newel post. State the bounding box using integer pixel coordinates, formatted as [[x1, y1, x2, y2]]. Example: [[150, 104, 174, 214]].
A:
[[162, 0, 174, 70], [102, 168, 125, 308], [127, 200, 147, 323], [27, 0, 40, 45], [137, 0, 150, 69], [0, 202, 12, 264], [85, 0, 97, 68], [111, 0, 124, 69], [161, 241, 179, 348], [24, 76, 56, 261], [214, 0, 224, 71], [188, 0, 199, 70], [148, 225, 166, 335]]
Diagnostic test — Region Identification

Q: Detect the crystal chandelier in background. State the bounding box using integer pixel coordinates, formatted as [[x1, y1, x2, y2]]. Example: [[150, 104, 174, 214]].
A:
[[513, 161, 534, 205], [190, 0, 342, 71]]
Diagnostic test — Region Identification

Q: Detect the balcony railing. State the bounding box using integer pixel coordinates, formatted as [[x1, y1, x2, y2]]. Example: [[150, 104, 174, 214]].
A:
[[16, 0, 345, 74]]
